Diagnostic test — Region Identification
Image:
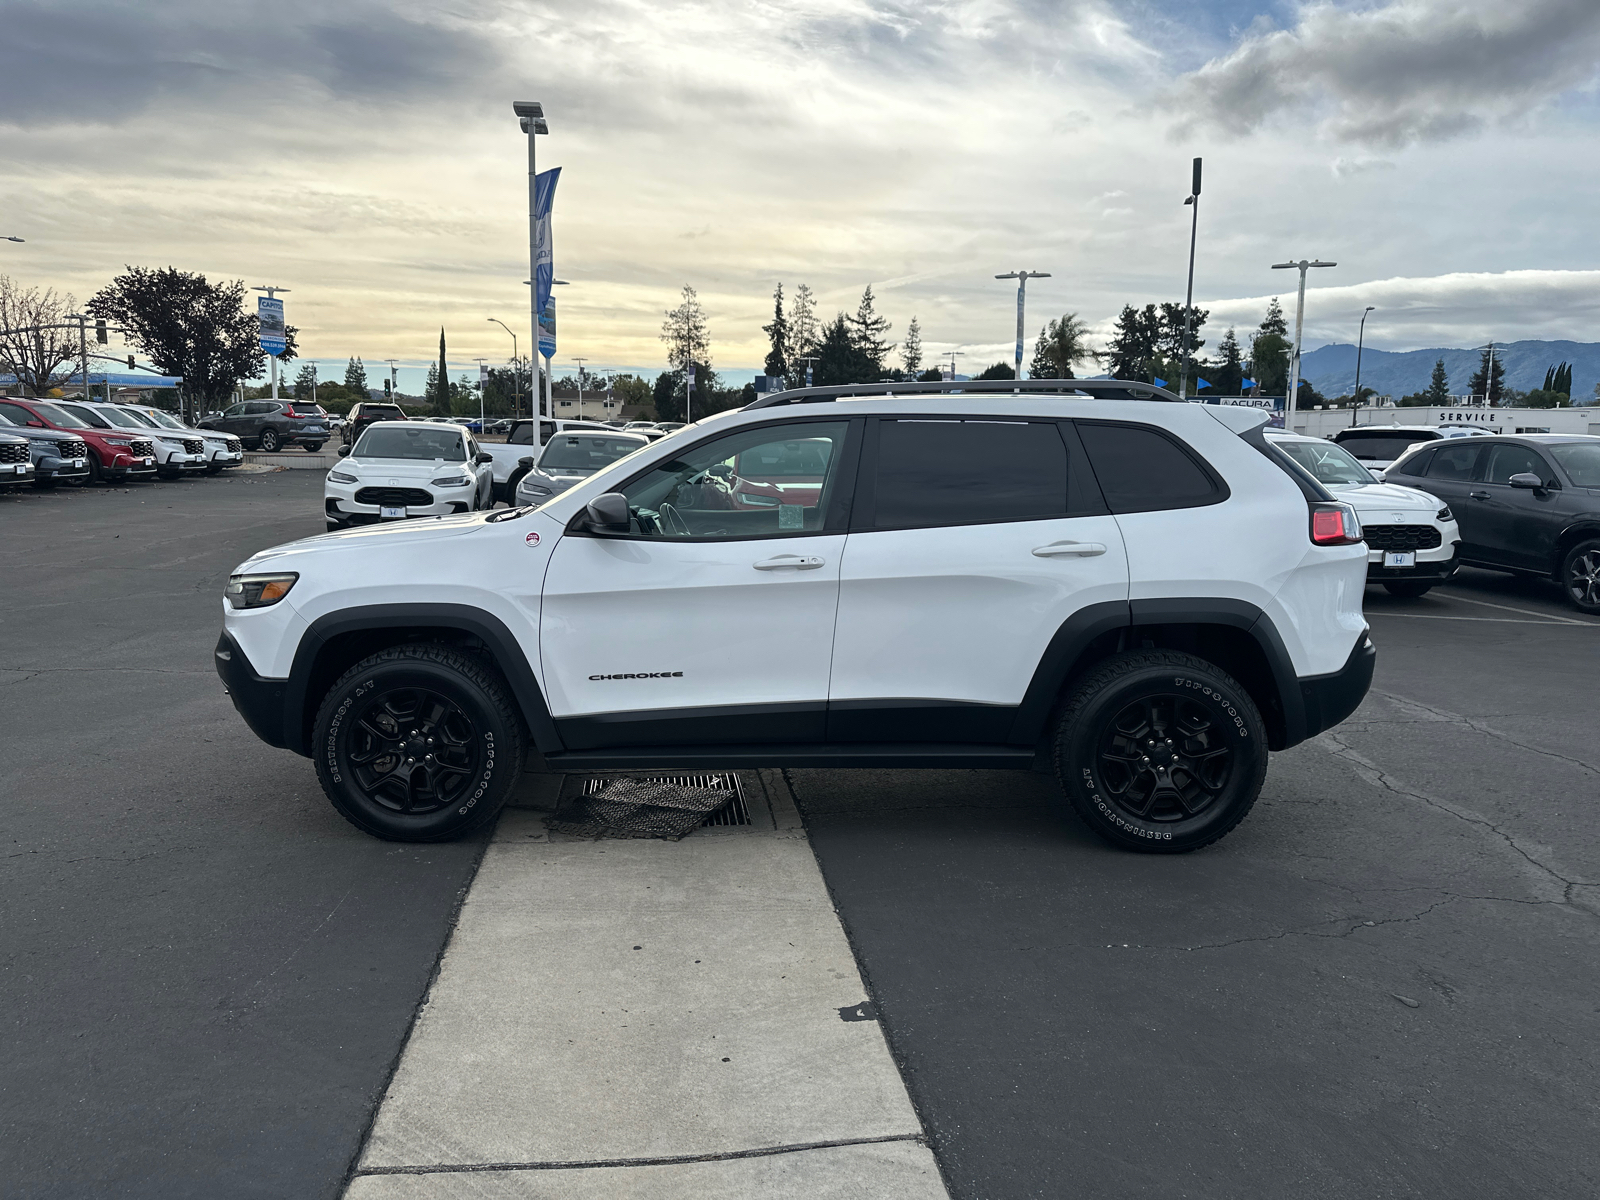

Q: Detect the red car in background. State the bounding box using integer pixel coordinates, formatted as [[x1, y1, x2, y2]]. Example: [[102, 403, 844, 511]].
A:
[[0, 397, 158, 483]]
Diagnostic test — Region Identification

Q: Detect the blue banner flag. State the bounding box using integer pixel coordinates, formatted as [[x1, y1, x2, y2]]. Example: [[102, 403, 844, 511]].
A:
[[534, 167, 561, 318], [1153, 376, 1167, 387], [1241, 376, 1255, 389], [539, 295, 556, 359], [1196, 377, 1211, 389]]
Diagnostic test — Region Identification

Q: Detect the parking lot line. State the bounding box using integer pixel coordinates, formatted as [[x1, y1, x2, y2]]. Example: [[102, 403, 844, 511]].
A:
[[1367, 613, 1588, 625], [1430, 590, 1597, 625]]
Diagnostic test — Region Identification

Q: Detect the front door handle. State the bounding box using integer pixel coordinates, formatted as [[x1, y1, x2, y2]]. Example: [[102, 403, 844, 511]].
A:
[[753, 554, 825, 570], [1032, 541, 1108, 558], [1469, 491, 1491, 501]]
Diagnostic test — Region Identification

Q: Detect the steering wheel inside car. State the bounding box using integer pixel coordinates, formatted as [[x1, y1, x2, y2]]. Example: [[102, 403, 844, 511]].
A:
[[658, 502, 691, 537]]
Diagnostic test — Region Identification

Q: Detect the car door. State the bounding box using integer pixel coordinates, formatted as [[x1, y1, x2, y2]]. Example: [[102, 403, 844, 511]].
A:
[[1420, 442, 1488, 556], [1469, 441, 1565, 570], [539, 417, 859, 748], [826, 416, 1127, 743]]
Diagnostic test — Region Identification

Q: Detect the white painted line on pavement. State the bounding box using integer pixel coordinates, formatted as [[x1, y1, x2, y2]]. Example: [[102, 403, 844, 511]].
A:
[[345, 770, 946, 1199], [1431, 590, 1597, 626], [1367, 613, 1587, 625]]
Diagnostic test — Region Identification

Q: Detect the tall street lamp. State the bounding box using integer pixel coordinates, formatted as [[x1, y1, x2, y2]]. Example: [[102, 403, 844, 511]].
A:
[[995, 270, 1050, 382], [513, 100, 549, 425], [1179, 157, 1202, 400], [1350, 306, 1375, 428], [488, 318, 519, 416], [3, 236, 23, 243], [1270, 259, 1336, 425]]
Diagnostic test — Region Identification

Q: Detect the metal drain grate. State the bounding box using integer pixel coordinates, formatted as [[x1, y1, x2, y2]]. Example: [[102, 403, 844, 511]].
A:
[[578, 772, 750, 826]]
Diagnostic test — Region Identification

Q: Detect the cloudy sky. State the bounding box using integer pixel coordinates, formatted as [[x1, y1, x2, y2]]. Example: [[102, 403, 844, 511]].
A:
[[3, 0, 1599, 391]]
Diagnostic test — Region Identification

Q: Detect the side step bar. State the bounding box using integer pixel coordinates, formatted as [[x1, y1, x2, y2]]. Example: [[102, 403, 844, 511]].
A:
[[541, 742, 1037, 772]]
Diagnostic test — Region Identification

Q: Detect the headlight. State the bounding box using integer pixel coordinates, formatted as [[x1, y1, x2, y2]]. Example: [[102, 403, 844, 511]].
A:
[[328, 469, 359, 483], [519, 483, 552, 496], [225, 572, 299, 609], [1436, 506, 1454, 522], [106, 437, 131, 446], [431, 473, 472, 487], [29, 440, 51, 449]]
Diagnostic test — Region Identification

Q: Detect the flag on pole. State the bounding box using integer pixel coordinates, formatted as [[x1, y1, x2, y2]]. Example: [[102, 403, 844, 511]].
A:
[[533, 167, 562, 318], [1153, 376, 1167, 387], [1242, 377, 1255, 389], [1196, 378, 1211, 389]]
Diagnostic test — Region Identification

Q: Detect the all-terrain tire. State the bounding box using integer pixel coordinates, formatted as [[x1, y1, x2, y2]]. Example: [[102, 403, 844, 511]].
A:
[[1383, 580, 1434, 598], [1561, 538, 1600, 614], [1053, 650, 1268, 854], [312, 642, 526, 842]]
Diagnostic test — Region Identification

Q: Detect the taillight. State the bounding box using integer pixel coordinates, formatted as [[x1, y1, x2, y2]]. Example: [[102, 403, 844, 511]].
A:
[[1310, 502, 1363, 546]]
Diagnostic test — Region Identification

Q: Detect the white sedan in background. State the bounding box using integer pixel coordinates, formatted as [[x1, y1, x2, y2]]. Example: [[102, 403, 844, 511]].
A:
[[324, 420, 494, 529]]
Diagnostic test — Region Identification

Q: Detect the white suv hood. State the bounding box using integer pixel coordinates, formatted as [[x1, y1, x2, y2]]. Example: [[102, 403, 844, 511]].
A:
[[1325, 480, 1439, 511], [342, 456, 466, 479]]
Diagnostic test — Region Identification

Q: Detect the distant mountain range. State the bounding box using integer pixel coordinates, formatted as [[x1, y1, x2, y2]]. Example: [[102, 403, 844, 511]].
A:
[[1298, 340, 1600, 403]]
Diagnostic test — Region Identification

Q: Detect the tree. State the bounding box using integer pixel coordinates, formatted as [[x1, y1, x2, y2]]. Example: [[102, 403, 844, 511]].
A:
[[293, 362, 318, 399], [901, 315, 923, 378], [1105, 304, 1161, 381], [653, 369, 684, 422], [660, 285, 711, 378], [610, 373, 654, 416], [846, 285, 892, 379], [811, 314, 874, 385], [975, 361, 1015, 380], [1425, 357, 1451, 405], [1209, 326, 1244, 395], [429, 328, 451, 415], [344, 356, 369, 399], [917, 367, 943, 383], [788, 284, 820, 374], [85, 267, 299, 412], [1543, 362, 1573, 398], [1259, 297, 1287, 338], [1156, 301, 1208, 363], [1028, 312, 1095, 379], [0, 275, 79, 395], [1468, 347, 1505, 405], [761, 284, 789, 380], [1250, 331, 1290, 396]]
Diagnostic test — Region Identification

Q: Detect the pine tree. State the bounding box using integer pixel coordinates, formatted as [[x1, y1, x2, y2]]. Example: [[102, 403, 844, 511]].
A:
[[1212, 327, 1244, 395], [812, 313, 874, 386], [431, 328, 450, 415], [293, 362, 317, 399], [788, 284, 820, 374], [901, 315, 923, 378], [1425, 358, 1451, 405], [761, 284, 789, 379], [1156, 301, 1208, 362], [1260, 297, 1287, 338], [660, 285, 710, 374], [344, 356, 368, 399], [846, 285, 892, 379], [1106, 305, 1160, 381], [1469, 346, 1505, 405]]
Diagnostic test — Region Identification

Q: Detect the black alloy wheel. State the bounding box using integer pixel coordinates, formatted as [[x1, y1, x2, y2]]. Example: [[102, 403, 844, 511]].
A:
[[1562, 538, 1600, 614], [259, 428, 281, 452], [1054, 650, 1268, 853], [312, 642, 525, 841]]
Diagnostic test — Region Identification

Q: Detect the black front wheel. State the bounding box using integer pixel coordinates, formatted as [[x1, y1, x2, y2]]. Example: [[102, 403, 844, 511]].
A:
[[312, 643, 525, 841], [1054, 651, 1268, 853], [1562, 538, 1600, 614]]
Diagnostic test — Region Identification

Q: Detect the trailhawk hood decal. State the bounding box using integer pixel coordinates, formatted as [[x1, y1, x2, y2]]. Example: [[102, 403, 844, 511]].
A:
[[239, 510, 490, 568]]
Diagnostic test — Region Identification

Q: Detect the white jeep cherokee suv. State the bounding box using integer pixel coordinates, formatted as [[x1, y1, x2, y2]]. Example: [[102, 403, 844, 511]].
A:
[[217, 381, 1374, 853]]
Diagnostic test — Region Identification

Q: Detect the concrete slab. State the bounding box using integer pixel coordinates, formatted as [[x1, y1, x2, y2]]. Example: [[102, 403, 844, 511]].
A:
[[346, 1139, 946, 1199], [352, 772, 932, 1187]]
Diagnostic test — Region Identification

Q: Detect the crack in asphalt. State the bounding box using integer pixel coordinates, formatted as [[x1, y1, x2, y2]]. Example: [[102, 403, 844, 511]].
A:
[[1372, 689, 1600, 778], [1314, 729, 1595, 917]]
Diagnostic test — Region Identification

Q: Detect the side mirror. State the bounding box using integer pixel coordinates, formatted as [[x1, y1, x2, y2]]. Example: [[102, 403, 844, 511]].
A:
[[1508, 472, 1544, 491], [584, 492, 632, 534], [27, 419, 44, 428], [517, 456, 534, 469], [476, 450, 493, 464], [337, 444, 351, 457]]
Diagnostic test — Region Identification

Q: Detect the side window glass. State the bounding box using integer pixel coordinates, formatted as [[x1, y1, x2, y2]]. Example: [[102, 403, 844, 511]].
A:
[[618, 421, 850, 540], [870, 419, 1067, 529], [1484, 444, 1548, 485], [1076, 422, 1221, 514], [509, 423, 533, 446], [1391, 448, 1432, 477], [1427, 444, 1482, 481], [0, 402, 30, 425], [223, 404, 244, 417]]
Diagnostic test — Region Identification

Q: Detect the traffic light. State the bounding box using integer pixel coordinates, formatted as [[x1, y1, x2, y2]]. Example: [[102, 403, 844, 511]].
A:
[[126, 355, 135, 369], [383, 378, 392, 398], [95, 319, 108, 344]]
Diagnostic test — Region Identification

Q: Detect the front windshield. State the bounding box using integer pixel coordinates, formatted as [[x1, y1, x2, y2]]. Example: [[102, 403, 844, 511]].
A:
[[1275, 439, 1375, 485], [29, 402, 91, 430], [142, 410, 189, 430], [1550, 443, 1600, 488], [115, 407, 161, 428], [354, 425, 466, 461], [538, 435, 644, 473]]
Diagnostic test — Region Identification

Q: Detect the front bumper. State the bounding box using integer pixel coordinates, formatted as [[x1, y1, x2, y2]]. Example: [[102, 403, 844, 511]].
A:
[[157, 450, 210, 473], [215, 631, 291, 750], [1298, 635, 1376, 741], [324, 484, 474, 525], [38, 457, 91, 483], [207, 447, 245, 468], [1366, 544, 1460, 582], [1, 461, 35, 485]]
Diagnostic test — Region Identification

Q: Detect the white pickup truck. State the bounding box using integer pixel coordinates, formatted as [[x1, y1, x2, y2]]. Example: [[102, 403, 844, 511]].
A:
[[479, 418, 620, 503]]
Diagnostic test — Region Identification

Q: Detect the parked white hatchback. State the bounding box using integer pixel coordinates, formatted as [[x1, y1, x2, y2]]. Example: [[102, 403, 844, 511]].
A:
[[1267, 431, 1460, 597], [325, 420, 494, 529]]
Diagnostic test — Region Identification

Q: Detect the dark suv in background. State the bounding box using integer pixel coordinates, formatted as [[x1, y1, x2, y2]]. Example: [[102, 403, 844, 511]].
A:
[[341, 402, 408, 445], [201, 400, 329, 452], [1386, 434, 1600, 613]]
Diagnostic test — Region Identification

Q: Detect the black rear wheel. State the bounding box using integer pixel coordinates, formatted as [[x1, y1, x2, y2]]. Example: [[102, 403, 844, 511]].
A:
[[312, 643, 525, 841], [1562, 538, 1600, 614], [259, 428, 280, 452], [1054, 651, 1268, 853]]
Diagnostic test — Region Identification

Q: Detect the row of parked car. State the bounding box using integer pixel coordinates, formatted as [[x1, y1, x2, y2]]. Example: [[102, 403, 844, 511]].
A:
[[0, 396, 252, 489]]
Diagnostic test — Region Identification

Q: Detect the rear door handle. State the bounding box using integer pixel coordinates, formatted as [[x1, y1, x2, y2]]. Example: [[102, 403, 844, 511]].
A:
[[1032, 541, 1107, 558], [1469, 491, 1491, 501], [753, 554, 825, 570]]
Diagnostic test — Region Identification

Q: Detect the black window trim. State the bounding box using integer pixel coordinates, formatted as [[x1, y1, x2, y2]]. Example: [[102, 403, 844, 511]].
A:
[[1072, 417, 1230, 515], [566, 413, 864, 543]]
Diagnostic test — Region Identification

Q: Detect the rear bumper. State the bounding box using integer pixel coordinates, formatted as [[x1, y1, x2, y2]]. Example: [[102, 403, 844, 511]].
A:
[[214, 631, 291, 750], [1298, 635, 1376, 741]]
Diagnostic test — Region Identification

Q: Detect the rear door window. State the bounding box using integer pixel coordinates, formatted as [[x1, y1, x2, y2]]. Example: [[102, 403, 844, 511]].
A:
[[1075, 422, 1223, 514], [867, 419, 1069, 529], [1426, 443, 1484, 481]]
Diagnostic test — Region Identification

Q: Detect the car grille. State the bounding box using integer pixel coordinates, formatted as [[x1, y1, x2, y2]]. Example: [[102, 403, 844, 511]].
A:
[[181, 438, 203, 455], [1364, 524, 1443, 552], [0, 443, 27, 464], [56, 438, 87, 459], [130, 439, 154, 457], [225, 437, 242, 453], [355, 486, 433, 507]]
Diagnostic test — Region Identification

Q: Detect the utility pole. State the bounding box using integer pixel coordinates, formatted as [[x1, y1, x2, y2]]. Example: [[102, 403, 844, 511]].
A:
[[1270, 259, 1335, 426], [995, 270, 1050, 383], [573, 356, 587, 414], [309, 362, 318, 406], [488, 319, 520, 417], [514, 100, 549, 433], [251, 285, 290, 405], [1350, 306, 1375, 428], [685, 360, 694, 424], [1180, 157, 1202, 400]]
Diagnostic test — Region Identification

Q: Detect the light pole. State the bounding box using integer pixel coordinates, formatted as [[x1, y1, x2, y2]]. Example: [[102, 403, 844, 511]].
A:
[[1472, 342, 1508, 406], [1350, 306, 1375, 428], [1269, 259, 1335, 425], [488, 318, 520, 417], [572, 356, 588, 412], [64, 312, 90, 405], [797, 355, 818, 389], [474, 357, 489, 429], [385, 359, 399, 405], [995, 270, 1050, 382], [251, 285, 290, 404], [3, 236, 23, 243], [514, 100, 549, 427], [1179, 157, 1202, 400]]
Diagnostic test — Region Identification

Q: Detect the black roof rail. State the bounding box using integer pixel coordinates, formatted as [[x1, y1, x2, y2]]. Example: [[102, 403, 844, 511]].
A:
[[743, 377, 1182, 411]]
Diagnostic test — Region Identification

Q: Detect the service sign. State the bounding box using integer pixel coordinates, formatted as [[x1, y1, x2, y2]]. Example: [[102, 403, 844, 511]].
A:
[[258, 297, 286, 356]]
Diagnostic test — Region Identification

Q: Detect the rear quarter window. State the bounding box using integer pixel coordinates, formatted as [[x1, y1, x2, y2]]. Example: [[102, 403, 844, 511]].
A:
[[1075, 422, 1225, 514]]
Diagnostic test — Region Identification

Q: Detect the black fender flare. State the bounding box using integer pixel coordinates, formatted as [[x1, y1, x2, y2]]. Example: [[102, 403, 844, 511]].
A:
[[284, 603, 562, 757]]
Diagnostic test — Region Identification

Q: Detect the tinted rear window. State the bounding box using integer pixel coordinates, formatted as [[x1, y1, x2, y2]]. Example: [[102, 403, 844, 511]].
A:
[[1334, 432, 1435, 460], [1077, 422, 1221, 514], [871, 419, 1068, 529], [1427, 444, 1482, 481], [1389, 448, 1433, 477], [360, 405, 405, 418]]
